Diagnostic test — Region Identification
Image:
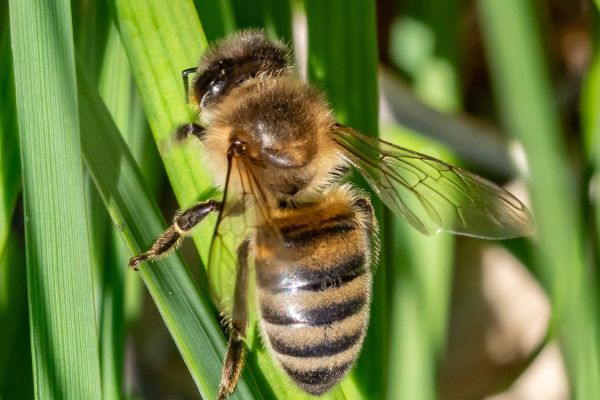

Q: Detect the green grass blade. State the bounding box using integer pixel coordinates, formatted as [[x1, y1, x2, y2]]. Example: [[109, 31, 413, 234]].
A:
[[0, 233, 33, 399], [194, 0, 236, 41], [9, 0, 102, 397], [95, 25, 134, 400], [98, 27, 136, 132], [230, 0, 292, 41], [72, 2, 117, 396], [72, 0, 111, 83], [115, 82, 160, 332], [124, 97, 164, 195], [0, 13, 30, 400], [94, 23, 167, 399], [97, 241, 125, 400], [0, 15, 20, 259], [305, 2, 384, 398], [580, 20, 600, 398], [478, 0, 584, 286], [384, 3, 460, 397], [305, 2, 379, 132], [478, 0, 600, 398], [581, 28, 600, 261], [77, 66, 260, 400], [382, 127, 454, 400]]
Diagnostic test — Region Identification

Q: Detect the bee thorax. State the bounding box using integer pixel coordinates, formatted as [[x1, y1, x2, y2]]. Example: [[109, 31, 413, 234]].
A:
[[203, 77, 345, 203]]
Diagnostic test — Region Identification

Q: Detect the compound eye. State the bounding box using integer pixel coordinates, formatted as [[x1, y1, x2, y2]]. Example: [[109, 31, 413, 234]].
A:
[[202, 79, 226, 108], [193, 60, 260, 108], [193, 69, 227, 108]]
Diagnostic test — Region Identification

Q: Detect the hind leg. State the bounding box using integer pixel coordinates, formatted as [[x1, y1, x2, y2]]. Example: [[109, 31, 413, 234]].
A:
[[218, 239, 250, 400]]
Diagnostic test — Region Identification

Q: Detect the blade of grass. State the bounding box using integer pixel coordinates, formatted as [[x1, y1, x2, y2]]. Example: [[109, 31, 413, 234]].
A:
[[0, 227, 26, 383], [72, 0, 111, 83], [95, 24, 135, 400], [582, 36, 600, 156], [381, 127, 454, 400], [72, 4, 121, 397], [0, 9, 30, 399], [385, 3, 459, 397], [581, 18, 600, 395], [0, 233, 33, 399], [118, 90, 159, 328], [0, 13, 20, 259], [193, 0, 236, 42], [77, 65, 261, 400], [581, 28, 600, 264], [9, 0, 102, 397], [478, 0, 583, 291], [304, 2, 385, 398], [478, 0, 600, 398], [85, 177, 111, 314], [230, 0, 292, 42], [98, 236, 125, 400], [124, 92, 165, 196], [95, 23, 167, 399]]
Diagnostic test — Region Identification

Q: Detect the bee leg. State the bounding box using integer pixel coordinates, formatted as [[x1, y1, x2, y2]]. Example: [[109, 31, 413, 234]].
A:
[[128, 200, 220, 270], [175, 122, 206, 141], [218, 240, 250, 400]]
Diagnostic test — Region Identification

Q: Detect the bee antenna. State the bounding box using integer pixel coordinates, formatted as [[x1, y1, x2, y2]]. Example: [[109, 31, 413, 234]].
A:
[[182, 67, 198, 103]]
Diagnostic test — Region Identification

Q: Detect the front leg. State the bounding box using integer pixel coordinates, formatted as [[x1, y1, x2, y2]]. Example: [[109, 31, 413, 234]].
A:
[[175, 122, 206, 142], [129, 200, 220, 270]]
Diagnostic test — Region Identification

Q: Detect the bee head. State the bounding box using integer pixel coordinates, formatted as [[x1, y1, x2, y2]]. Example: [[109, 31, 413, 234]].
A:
[[188, 30, 292, 110]]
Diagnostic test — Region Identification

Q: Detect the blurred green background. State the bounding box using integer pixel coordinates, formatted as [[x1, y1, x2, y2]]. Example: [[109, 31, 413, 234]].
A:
[[1, 0, 599, 399]]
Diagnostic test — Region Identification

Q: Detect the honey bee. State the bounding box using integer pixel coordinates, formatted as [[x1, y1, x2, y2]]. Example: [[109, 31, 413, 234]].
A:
[[129, 30, 534, 399]]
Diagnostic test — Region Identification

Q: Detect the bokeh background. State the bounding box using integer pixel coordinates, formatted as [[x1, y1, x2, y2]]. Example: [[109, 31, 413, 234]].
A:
[[1, 0, 599, 399]]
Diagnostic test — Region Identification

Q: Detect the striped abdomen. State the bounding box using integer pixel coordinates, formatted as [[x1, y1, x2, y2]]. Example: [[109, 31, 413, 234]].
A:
[[255, 189, 375, 395]]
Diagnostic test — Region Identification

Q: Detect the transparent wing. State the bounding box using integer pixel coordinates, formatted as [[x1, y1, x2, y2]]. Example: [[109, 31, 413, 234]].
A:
[[332, 125, 535, 239], [207, 150, 283, 313]]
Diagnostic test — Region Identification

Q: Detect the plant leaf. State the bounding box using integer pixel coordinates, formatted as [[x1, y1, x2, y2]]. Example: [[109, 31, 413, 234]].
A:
[[478, 0, 600, 397], [0, 13, 20, 260], [9, 0, 102, 397]]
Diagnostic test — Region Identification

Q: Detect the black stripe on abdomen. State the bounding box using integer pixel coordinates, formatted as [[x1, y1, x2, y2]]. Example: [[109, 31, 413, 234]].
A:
[[256, 254, 366, 294], [282, 362, 354, 395], [270, 330, 362, 357], [283, 362, 352, 385], [260, 295, 366, 326], [278, 214, 357, 248]]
